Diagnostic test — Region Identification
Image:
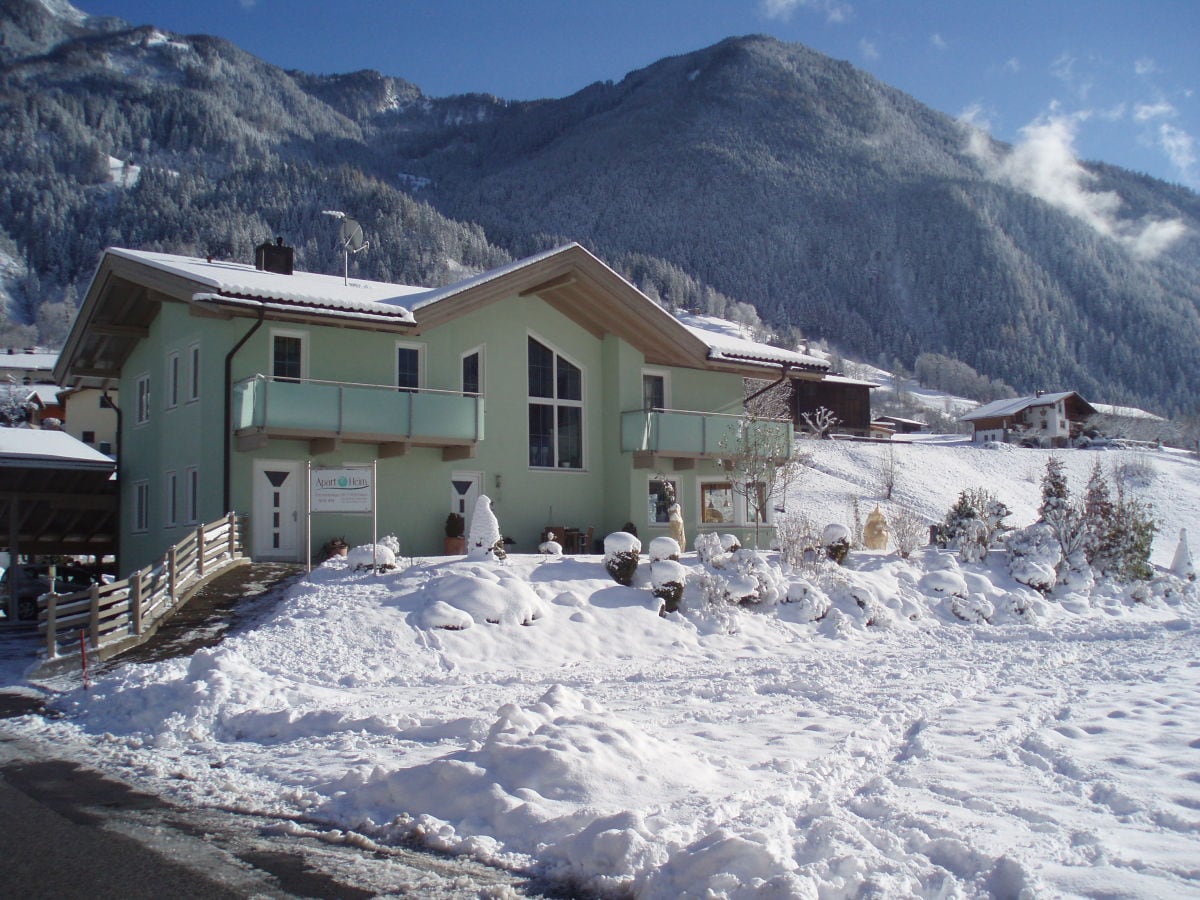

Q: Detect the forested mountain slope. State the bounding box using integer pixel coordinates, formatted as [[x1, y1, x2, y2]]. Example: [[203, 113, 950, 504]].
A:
[[2, 3, 1198, 416]]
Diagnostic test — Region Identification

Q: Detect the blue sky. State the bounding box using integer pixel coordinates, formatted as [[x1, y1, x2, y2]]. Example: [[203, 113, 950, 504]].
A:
[[81, 0, 1199, 191]]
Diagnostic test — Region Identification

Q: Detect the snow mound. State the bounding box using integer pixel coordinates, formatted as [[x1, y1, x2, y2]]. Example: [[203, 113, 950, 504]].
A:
[[415, 572, 547, 627]]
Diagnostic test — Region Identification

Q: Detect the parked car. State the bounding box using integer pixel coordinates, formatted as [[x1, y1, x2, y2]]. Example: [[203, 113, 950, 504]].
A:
[[0, 564, 101, 622]]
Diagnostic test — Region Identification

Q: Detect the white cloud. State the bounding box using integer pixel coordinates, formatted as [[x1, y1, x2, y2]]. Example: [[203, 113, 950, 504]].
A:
[[1134, 57, 1159, 77], [1050, 52, 1094, 100], [930, 33, 947, 51], [238, 0, 257, 7], [762, 0, 853, 24], [1003, 57, 1020, 75], [859, 38, 879, 61], [1159, 123, 1197, 182], [1134, 100, 1175, 122], [962, 112, 1187, 259]]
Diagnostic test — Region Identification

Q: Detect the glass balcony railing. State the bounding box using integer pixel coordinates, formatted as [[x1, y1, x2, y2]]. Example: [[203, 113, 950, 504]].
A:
[[620, 408, 793, 459], [233, 375, 484, 445]]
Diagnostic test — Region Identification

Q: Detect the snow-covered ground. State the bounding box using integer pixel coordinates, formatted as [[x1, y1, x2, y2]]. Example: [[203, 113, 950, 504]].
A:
[[6, 441, 1200, 898]]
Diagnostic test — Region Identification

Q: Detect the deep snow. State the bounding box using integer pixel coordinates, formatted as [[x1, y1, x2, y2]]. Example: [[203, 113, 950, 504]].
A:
[[7, 438, 1200, 898]]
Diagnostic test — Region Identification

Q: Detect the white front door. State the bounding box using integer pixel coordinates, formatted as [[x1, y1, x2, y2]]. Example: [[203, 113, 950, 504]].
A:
[[450, 471, 483, 534], [252, 460, 302, 560]]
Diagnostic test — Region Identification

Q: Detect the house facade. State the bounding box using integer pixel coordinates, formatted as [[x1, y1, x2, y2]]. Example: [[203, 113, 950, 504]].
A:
[[792, 374, 876, 436], [56, 243, 826, 571], [960, 391, 1097, 446]]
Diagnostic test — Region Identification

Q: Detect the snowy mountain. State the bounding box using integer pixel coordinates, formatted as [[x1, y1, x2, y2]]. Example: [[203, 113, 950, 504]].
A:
[[7, 438, 1198, 896], [1, 6, 1199, 416]]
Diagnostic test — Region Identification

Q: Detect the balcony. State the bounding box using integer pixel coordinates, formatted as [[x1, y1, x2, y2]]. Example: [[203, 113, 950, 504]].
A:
[[233, 374, 484, 460], [621, 408, 793, 470]]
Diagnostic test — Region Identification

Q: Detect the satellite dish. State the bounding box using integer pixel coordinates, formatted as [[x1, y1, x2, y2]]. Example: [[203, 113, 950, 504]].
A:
[[340, 218, 368, 254], [323, 210, 369, 284]]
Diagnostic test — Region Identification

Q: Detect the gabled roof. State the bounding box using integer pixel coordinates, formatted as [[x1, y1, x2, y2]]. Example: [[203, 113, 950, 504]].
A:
[[960, 391, 1094, 422], [57, 243, 824, 387]]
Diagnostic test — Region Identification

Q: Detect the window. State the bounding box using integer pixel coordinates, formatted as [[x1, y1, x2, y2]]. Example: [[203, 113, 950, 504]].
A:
[[188, 342, 201, 402], [81, 430, 95, 445], [164, 471, 178, 527], [165, 351, 180, 409], [133, 480, 149, 533], [700, 482, 735, 524], [99, 440, 112, 455], [528, 336, 583, 469], [462, 348, 482, 395], [185, 466, 198, 524], [135, 374, 151, 424], [648, 479, 678, 524], [642, 371, 668, 410], [271, 332, 305, 382], [396, 342, 423, 391], [744, 481, 770, 524]]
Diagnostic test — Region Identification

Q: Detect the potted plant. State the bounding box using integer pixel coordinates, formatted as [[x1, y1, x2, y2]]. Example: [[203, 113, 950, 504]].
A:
[[444, 513, 466, 555]]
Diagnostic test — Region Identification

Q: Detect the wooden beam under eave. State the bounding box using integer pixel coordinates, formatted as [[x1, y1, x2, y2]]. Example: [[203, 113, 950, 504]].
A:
[[237, 432, 270, 452], [442, 446, 476, 462], [672, 458, 697, 470], [632, 451, 660, 470], [310, 437, 341, 455], [519, 272, 576, 297], [378, 442, 410, 459]]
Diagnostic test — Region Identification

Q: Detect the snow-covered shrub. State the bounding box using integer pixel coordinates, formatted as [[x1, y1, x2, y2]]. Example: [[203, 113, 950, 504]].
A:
[[651, 559, 689, 613], [775, 511, 823, 570], [822, 523, 851, 565], [889, 506, 927, 559], [720, 534, 741, 553], [1004, 523, 1061, 594], [467, 494, 505, 561], [948, 593, 994, 624], [648, 536, 681, 562], [694, 549, 786, 606], [957, 519, 990, 563], [694, 532, 724, 565], [603, 532, 641, 586], [345, 542, 397, 571], [380, 533, 401, 556], [784, 579, 831, 622], [938, 488, 1010, 556], [919, 569, 968, 598]]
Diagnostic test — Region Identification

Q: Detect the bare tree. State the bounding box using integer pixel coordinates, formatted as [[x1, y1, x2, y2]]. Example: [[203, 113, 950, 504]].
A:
[[889, 506, 928, 558], [717, 407, 804, 549], [800, 405, 840, 439]]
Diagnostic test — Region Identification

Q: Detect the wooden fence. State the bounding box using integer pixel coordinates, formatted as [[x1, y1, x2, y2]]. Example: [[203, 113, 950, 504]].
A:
[[36, 512, 246, 665]]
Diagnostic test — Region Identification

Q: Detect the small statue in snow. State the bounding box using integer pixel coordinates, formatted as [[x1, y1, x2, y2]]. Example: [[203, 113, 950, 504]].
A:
[[668, 502, 686, 551], [864, 505, 889, 551], [539, 531, 563, 556], [1171, 528, 1194, 581]]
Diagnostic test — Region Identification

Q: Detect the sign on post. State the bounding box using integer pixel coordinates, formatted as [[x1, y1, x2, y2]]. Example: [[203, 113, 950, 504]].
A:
[[311, 466, 374, 512]]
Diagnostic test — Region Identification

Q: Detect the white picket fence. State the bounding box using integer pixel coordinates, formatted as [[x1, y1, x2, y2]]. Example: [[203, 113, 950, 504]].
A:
[[36, 513, 246, 666]]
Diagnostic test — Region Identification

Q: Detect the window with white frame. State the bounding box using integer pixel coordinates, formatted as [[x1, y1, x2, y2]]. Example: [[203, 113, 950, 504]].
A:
[[165, 351, 180, 410], [133, 480, 149, 533], [528, 335, 583, 469], [396, 342, 424, 392], [135, 373, 151, 424], [642, 370, 669, 410], [271, 331, 306, 382], [188, 342, 201, 402], [185, 466, 198, 524], [648, 478, 678, 525], [700, 481, 735, 524], [164, 471, 177, 527], [461, 347, 483, 395]]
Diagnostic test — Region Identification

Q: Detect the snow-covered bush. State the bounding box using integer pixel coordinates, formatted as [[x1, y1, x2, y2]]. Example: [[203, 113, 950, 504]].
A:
[[380, 533, 401, 556], [603, 532, 641, 586], [784, 579, 831, 622], [694, 532, 724, 565], [720, 534, 741, 553], [467, 495, 505, 561], [696, 549, 787, 607], [648, 536, 681, 562], [937, 488, 1010, 556], [345, 542, 397, 571], [957, 519, 990, 563], [889, 506, 927, 559], [822, 523, 851, 565], [1004, 522, 1061, 594], [948, 593, 995, 625], [651, 559, 689, 613], [775, 512, 823, 570]]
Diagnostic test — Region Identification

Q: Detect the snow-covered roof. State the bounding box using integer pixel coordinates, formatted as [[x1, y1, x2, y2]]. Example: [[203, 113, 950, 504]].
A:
[[0, 350, 58, 371], [0, 428, 115, 469], [677, 314, 827, 371], [408, 244, 579, 311], [960, 392, 1080, 422], [822, 374, 880, 388], [1090, 403, 1165, 422], [109, 249, 424, 324], [24, 385, 63, 405]]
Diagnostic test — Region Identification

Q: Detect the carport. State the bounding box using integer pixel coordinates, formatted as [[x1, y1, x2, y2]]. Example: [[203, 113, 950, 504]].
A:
[[0, 430, 117, 623]]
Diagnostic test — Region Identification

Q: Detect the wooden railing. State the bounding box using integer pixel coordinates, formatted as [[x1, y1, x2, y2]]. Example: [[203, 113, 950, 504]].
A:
[[36, 513, 245, 663]]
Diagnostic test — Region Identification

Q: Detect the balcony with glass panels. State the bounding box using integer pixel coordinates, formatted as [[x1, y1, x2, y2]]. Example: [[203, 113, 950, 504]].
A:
[[233, 374, 484, 460], [620, 408, 793, 469]]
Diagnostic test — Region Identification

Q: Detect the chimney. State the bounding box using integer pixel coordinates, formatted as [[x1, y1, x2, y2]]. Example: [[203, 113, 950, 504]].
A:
[[255, 237, 294, 275], [1035, 389, 1044, 398]]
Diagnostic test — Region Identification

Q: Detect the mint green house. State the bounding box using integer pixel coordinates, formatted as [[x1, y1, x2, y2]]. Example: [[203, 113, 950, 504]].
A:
[[55, 243, 827, 571]]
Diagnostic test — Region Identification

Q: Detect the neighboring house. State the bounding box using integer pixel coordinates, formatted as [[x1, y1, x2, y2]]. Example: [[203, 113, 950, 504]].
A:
[[24, 385, 65, 426], [0, 348, 58, 385], [873, 414, 927, 435], [793, 374, 877, 436], [960, 391, 1097, 446], [55, 243, 827, 571], [1085, 403, 1172, 444], [58, 387, 119, 456]]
